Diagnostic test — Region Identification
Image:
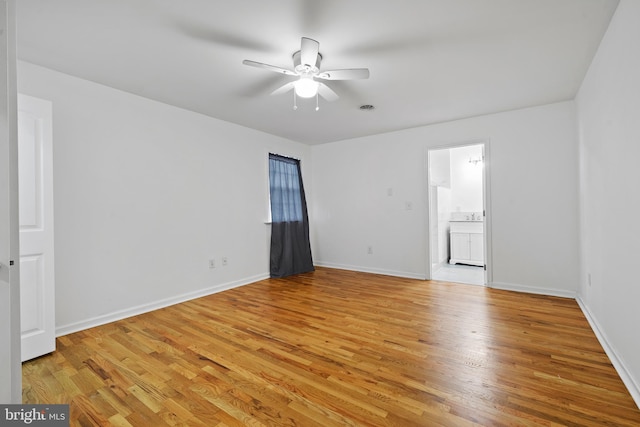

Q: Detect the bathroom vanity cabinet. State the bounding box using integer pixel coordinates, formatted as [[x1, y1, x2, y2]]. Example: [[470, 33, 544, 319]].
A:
[[449, 221, 484, 267]]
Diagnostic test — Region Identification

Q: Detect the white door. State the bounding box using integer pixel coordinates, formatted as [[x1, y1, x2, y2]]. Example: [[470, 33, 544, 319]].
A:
[[18, 94, 55, 361]]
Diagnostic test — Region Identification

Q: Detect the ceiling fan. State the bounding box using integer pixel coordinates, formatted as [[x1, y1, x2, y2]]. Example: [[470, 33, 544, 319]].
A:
[[242, 37, 369, 109]]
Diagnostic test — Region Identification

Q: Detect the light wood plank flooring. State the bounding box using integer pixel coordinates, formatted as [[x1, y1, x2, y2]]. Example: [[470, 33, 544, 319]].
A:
[[23, 268, 640, 426]]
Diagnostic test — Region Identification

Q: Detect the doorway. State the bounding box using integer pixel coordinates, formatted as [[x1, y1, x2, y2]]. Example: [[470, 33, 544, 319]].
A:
[[428, 142, 489, 286]]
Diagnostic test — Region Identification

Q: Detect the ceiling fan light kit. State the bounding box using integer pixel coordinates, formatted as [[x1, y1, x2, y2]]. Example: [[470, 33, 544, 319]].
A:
[[294, 75, 319, 98], [243, 37, 369, 110]]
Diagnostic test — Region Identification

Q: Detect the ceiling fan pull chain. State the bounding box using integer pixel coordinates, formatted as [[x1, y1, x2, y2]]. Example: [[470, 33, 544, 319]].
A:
[[293, 90, 298, 110], [316, 93, 320, 111]]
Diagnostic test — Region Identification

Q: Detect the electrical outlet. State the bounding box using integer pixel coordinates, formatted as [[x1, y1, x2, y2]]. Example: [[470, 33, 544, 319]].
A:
[[209, 259, 215, 269], [367, 246, 373, 255], [222, 257, 228, 266]]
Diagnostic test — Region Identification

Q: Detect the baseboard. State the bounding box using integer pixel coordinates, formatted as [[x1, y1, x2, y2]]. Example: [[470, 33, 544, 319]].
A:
[[490, 281, 576, 299], [55, 273, 270, 337], [576, 296, 640, 409], [314, 262, 426, 280]]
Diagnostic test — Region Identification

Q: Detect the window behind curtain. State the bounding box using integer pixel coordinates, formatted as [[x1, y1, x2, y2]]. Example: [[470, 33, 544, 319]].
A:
[[268, 153, 314, 277], [269, 154, 303, 222]]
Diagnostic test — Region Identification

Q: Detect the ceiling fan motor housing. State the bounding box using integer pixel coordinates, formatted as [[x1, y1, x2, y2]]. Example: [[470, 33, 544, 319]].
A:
[[293, 50, 322, 74]]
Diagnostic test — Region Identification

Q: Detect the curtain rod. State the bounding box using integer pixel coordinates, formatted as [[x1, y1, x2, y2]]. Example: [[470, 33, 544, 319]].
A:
[[269, 152, 301, 162]]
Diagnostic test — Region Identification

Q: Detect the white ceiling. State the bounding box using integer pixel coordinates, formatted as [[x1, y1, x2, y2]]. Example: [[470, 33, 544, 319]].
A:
[[16, 0, 618, 145]]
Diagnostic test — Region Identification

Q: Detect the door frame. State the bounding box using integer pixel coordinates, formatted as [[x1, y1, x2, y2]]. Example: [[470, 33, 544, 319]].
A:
[[425, 139, 493, 286], [0, 0, 22, 403]]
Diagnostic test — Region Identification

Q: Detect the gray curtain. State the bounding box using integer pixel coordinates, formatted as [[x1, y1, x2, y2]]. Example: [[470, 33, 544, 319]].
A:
[[269, 154, 314, 278]]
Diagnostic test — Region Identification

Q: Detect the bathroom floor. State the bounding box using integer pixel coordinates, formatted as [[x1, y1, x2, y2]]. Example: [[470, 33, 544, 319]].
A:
[[432, 263, 484, 286]]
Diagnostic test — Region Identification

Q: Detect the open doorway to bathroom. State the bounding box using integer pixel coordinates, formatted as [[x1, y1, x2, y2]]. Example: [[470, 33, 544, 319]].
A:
[[428, 143, 488, 286]]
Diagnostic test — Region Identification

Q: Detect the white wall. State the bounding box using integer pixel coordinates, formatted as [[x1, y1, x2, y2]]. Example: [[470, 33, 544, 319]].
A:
[[575, 0, 640, 404], [18, 61, 311, 334], [312, 101, 580, 296]]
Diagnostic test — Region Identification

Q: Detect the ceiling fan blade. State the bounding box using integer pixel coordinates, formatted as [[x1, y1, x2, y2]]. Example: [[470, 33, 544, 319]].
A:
[[300, 37, 320, 67], [242, 60, 297, 76], [317, 68, 370, 80], [176, 20, 272, 51], [318, 83, 339, 102], [271, 81, 296, 96]]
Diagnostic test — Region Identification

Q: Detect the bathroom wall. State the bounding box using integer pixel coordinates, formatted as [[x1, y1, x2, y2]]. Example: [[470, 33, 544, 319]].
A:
[[435, 186, 452, 265], [449, 144, 484, 218], [429, 149, 452, 267]]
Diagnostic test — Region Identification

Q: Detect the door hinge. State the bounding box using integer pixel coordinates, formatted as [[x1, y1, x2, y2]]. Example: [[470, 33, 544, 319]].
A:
[[9, 260, 14, 266]]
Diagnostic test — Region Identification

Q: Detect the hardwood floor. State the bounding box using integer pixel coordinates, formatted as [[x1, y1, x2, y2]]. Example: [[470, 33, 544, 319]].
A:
[[23, 268, 640, 426]]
